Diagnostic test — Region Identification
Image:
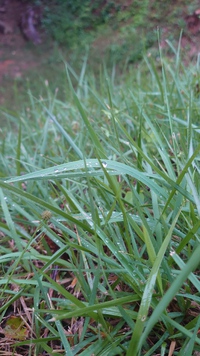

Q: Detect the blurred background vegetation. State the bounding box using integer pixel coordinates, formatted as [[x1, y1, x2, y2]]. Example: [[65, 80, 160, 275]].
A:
[[0, 0, 199, 119]]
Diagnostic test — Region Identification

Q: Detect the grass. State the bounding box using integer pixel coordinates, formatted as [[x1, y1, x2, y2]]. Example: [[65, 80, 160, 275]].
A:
[[0, 44, 200, 355]]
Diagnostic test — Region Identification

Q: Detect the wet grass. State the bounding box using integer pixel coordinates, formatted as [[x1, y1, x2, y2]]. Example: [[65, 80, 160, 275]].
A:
[[0, 46, 200, 355]]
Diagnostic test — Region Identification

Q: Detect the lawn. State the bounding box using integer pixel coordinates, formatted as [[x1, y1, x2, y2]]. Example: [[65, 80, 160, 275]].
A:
[[0, 43, 200, 355]]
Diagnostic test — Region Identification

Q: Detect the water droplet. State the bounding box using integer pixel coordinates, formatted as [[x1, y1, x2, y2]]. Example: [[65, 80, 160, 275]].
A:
[[86, 161, 93, 168], [102, 161, 107, 168]]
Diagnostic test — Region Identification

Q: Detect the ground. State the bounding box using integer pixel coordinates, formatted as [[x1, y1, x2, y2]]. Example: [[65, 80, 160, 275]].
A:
[[0, 0, 35, 80]]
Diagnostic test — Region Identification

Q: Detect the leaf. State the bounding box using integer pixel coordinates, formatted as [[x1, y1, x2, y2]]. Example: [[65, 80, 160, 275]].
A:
[[3, 316, 29, 340]]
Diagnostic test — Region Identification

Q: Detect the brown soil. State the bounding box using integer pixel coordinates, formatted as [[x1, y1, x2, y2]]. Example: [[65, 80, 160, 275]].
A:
[[0, 0, 44, 81]]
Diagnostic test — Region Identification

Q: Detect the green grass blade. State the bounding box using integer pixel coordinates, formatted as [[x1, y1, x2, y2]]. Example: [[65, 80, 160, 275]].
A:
[[137, 243, 200, 353]]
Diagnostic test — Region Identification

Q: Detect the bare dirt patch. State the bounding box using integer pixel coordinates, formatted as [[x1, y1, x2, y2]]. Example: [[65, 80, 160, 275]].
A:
[[0, 0, 44, 81]]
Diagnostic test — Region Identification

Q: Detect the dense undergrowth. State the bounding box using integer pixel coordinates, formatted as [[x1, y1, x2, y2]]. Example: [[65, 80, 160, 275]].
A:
[[42, 0, 149, 48], [0, 46, 200, 355]]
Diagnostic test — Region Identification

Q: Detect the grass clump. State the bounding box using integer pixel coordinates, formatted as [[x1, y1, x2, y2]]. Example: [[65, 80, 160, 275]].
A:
[[0, 48, 200, 355]]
